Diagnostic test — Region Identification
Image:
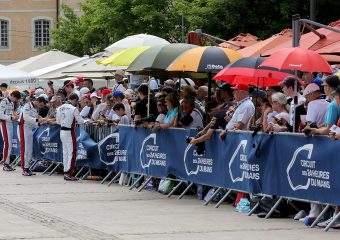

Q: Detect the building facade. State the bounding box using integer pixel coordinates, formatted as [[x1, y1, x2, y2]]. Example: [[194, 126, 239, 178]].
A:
[[0, 0, 83, 65]]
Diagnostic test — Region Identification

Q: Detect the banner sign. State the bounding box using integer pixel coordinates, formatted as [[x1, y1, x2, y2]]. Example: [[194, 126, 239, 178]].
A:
[[1, 125, 340, 206]]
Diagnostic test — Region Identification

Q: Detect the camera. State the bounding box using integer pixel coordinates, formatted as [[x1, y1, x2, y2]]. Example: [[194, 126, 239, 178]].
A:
[[250, 124, 263, 137], [302, 122, 318, 136], [134, 114, 156, 126], [186, 130, 205, 155]]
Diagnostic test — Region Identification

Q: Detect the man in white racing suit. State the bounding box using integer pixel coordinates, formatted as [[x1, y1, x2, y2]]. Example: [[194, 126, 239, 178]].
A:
[[0, 91, 21, 171], [56, 93, 86, 181], [18, 96, 47, 176]]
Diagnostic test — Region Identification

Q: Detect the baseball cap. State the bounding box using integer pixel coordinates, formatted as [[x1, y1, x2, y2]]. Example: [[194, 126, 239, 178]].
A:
[[63, 80, 74, 88], [303, 83, 320, 96], [101, 88, 111, 97], [115, 69, 125, 77], [79, 87, 90, 97], [75, 76, 84, 83], [112, 90, 124, 98], [311, 77, 323, 87], [278, 76, 301, 88], [250, 89, 267, 99], [39, 94, 49, 101], [90, 92, 101, 99], [218, 83, 232, 91], [50, 95, 61, 103], [34, 88, 45, 97], [231, 84, 249, 92], [271, 92, 287, 105]]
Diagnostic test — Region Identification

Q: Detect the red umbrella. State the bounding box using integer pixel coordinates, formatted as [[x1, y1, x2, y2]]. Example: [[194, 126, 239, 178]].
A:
[[213, 57, 295, 87], [259, 47, 333, 73]]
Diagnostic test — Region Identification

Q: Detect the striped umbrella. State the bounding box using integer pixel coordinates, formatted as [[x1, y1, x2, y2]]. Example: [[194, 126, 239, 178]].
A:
[[167, 46, 243, 98], [97, 46, 151, 67], [213, 57, 295, 87]]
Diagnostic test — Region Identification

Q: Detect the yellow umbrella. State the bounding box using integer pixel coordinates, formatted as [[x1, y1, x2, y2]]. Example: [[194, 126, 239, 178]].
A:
[[97, 46, 151, 66]]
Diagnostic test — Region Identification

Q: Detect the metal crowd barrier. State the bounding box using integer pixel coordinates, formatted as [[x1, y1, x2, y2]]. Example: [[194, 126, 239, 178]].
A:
[[12, 124, 339, 233]]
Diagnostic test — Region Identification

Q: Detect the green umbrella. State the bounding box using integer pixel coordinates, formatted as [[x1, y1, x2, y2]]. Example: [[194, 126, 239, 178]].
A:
[[127, 43, 199, 76]]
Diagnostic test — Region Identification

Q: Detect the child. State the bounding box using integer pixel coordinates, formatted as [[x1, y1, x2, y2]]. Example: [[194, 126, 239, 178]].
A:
[[113, 103, 131, 125]]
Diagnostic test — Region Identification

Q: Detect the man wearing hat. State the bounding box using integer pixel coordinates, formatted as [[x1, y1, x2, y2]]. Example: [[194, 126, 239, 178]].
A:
[[220, 84, 254, 139], [113, 70, 128, 92], [112, 90, 131, 118], [47, 96, 63, 124], [0, 91, 21, 171], [303, 83, 329, 128], [63, 80, 80, 99], [75, 76, 85, 90]]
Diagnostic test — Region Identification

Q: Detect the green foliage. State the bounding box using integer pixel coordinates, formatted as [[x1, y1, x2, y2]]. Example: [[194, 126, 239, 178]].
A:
[[50, 0, 340, 56]]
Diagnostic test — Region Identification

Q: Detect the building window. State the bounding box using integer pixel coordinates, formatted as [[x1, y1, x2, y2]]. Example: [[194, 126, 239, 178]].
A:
[[34, 19, 50, 48], [0, 19, 9, 48]]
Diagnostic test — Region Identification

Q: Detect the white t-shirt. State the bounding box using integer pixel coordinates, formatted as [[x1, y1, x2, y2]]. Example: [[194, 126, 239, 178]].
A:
[[119, 114, 131, 125], [306, 98, 329, 127], [80, 106, 91, 118], [226, 98, 255, 130], [156, 113, 166, 123]]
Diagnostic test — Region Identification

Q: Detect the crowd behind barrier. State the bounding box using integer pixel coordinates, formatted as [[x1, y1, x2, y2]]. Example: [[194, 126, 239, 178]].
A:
[[1, 123, 340, 207]]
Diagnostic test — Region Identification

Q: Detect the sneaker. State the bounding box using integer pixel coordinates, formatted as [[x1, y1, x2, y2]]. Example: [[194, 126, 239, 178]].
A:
[[22, 169, 34, 176], [3, 164, 15, 171], [294, 210, 307, 220], [304, 216, 316, 226], [64, 174, 78, 181], [317, 217, 334, 228]]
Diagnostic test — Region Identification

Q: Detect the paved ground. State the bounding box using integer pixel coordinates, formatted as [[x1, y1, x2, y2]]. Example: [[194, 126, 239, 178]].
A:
[[0, 170, 338, 240]]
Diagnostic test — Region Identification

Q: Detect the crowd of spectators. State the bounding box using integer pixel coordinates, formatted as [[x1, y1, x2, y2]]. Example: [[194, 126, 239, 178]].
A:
[[1, 68, 340, 228]]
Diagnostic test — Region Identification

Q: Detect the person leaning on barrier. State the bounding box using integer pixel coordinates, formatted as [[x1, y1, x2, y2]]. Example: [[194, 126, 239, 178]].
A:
[[56, 93, 87, 181], [0, 90, 21, 171], [308, 75, 340, 136], [264, 92, 290, 133], [179, 96, 204, 129], [18, 96, 48, 176], [113, 103, 131, 125], [151, 92, 178, 130], [46, 96, 63, 124], [219, 84, 255, 140]]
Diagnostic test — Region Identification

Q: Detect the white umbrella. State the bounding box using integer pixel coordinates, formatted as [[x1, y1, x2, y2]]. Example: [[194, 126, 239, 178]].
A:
[[0, 64, 37, 89], [105, 34, 170, 53]]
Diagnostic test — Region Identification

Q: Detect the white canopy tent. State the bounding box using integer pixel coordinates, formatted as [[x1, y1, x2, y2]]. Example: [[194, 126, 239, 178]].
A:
[[0, 64, 37, 89], [9, 49, 79, 72]]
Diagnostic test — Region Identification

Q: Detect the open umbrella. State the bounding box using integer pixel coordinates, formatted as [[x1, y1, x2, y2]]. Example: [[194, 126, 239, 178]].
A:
[[127, 43, 198, 75], [213, 57, 295, 87], [259, 47, 333, 73], [98, 46, 151, 67], [105, 34, 169, 53], [167, 46, 243, 98]]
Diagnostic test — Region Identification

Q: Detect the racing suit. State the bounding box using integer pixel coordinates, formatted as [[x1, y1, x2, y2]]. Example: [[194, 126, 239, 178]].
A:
[[56, 103, 85, 174], [0, 97, 15, 164], [18, 102, 40, 170]]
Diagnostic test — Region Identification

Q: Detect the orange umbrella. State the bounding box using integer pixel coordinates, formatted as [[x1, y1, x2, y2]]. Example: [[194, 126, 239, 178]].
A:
[[167, 46, 243, 74]]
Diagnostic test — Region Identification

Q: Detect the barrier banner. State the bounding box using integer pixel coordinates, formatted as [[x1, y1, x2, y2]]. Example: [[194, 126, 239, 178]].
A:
[[1, 124, 340, 206]]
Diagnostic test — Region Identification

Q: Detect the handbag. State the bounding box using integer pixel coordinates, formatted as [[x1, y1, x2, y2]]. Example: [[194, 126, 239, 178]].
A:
[[157, 179, 174, 194]]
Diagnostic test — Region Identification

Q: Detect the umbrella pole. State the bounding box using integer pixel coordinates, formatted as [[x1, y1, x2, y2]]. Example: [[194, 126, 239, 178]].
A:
[[176, 73, 182, 127], [147, 76, 151, 117], [208, 71, 212, 100]]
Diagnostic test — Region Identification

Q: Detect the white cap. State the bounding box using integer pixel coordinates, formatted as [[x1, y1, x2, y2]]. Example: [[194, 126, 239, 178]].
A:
[[79, 87, 90, 98], [303, 83, 320, 96], [271, 92, 287, 105], [35, 88, 45, 97], [90, 92, 101, 99], [39, 93, 49, 101]]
